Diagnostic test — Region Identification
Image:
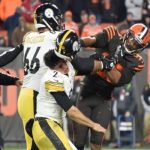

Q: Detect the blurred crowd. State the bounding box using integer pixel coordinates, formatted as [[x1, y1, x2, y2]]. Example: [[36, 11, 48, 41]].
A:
[[0, 0, 150, 47]]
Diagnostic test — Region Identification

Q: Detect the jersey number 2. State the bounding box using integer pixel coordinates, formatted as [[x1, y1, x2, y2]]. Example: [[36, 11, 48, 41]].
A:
[[24, 47, 40, 75]]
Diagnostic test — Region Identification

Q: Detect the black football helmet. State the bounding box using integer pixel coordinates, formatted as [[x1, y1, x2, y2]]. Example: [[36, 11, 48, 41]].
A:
[[55, 30, 80, 60], [34, 3, 63, 31]]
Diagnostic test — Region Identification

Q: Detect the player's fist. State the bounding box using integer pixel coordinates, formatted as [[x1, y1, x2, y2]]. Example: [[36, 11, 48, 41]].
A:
[[101, 57, 117, 71], [92, 123, 106, 133]]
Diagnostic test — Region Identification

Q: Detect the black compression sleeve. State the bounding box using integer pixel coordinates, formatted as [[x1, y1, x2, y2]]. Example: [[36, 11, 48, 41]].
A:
[[0, 44, 23, 67], [50, 92, 73, 112], [92, 31, 108, 48], [72, 56, 94, 75], [117, 68, 135, 86], [0, 72, 18, 85]]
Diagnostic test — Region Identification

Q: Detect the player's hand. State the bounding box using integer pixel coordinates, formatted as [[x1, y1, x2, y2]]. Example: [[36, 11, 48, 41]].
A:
[[15, 80, 23, 87], [92, 123, 106, 133], [101, 57, 117, 71]]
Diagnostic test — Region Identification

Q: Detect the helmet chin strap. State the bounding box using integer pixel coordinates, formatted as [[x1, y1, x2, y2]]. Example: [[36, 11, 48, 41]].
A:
[[42, 19, 53, 31]]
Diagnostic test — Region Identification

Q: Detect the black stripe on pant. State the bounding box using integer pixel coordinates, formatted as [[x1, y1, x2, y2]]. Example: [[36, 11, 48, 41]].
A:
[[39, 119, 66, 150]]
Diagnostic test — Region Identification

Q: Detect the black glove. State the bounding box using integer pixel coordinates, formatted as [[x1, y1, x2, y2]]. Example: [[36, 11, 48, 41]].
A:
[[101, 57, 117, 71]]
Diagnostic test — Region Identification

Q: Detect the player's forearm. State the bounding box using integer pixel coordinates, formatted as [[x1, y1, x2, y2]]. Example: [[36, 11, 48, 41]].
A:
[[80, 37, 96, 47], [67, 106, 95, 128], [106, 68, 121, 84], [0, 72, 19, 85], [92, 60, 103, 73], [72, 57, 103, 75], [0, 44, 23, 67]]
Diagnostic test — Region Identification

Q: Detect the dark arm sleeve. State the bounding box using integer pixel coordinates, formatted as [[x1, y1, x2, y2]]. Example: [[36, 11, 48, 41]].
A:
[[0, 44, 23, 67], [92, 26, 118, 48], [92, 31, 108, 48], [0, 72, 18, 85], [50, 92, 73, 112], [117, 68, 135, 86], [72, 56, 94, 75]]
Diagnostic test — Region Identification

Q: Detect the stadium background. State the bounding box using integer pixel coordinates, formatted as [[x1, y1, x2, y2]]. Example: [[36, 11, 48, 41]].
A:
[[0, 0, 150, 149]]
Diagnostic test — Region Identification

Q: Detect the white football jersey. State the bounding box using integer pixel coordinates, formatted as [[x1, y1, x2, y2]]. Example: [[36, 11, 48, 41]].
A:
[[36, 61, 75, 125], [22, 31, 60, 92]]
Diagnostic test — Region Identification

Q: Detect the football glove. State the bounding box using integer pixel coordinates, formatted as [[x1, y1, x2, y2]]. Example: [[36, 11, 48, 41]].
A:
[[101, 57, 117, 71]]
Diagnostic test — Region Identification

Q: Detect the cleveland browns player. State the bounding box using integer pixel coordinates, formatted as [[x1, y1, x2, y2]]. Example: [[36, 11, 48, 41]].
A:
[[73, 23, 150, 150]]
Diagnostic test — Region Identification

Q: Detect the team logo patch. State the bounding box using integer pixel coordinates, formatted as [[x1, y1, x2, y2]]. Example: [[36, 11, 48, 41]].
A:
[[45, 8, 54, 18], [72, 41, 79, 52]]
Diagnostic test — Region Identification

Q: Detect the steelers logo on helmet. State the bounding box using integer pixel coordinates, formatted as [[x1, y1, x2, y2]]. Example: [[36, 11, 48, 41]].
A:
[[72, 41, 79, 52], [44, 8, 54, 18]]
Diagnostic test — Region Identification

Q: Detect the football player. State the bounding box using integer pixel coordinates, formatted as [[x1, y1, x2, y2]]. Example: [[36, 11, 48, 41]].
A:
[[32, 30, 110, 150], [73, 23, 150, 150], [17, 3, 64, 150]]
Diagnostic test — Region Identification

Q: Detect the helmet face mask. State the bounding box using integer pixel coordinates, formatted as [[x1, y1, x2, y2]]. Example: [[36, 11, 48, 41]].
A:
[[124, 30, 147, 54], [34, 3, 63, 31]]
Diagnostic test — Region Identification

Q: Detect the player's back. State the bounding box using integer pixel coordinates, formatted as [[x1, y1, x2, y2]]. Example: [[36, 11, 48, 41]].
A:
[[22, 31, 60, 92]]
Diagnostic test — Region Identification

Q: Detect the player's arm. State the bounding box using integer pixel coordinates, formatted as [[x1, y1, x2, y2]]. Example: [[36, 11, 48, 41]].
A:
[[105, 67, 134, 85], [0, 44, 23, 67], [105, 62, 144, 85], [0, 72, 22, 86], [50, 91, 106, 133], [45, 76, 105, 133], [80, 26, 119, 48], [72, 56, 116, 75], [105, 53, 145, 84]]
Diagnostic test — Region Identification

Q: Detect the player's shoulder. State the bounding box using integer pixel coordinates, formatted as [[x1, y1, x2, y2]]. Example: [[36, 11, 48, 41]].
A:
[[44, 70, 65, 92], [44, 70, 64, 83], [103, 25, 121, 41], [44, 31, 60, 44], [23, 31, 45, 44], [23, 31, 38, 39], [44, 31, 60, 38]]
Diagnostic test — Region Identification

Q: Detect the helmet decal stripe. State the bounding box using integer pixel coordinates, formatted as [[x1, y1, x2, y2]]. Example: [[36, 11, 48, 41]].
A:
[[139, 26, 148, 40], [141, 28, 148, 40], [58, 30, 72, 53]]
